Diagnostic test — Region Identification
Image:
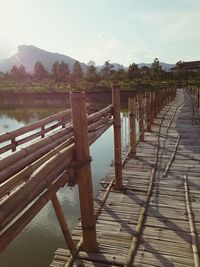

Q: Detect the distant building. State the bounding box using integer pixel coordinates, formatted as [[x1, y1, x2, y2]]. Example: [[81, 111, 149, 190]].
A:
[[171, 61, 200, 72]]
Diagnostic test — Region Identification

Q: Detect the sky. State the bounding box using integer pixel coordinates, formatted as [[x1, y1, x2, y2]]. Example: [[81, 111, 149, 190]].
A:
[[0, 0, 200, 66]]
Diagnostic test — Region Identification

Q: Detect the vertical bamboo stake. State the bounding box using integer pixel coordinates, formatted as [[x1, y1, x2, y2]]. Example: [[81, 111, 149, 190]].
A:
[[128, 97, 136, 157], [41, 125, 45, 138], [154, 91, 158, 118], [161, 89, 164, 109], [167, 88, 170, 104], [70, 91, 97, 252], [51, 194, 76, 254], [151, 91, 155, 122], [138, 93, 144, 141], [11, 138, 16, 152], [146, 91, 151, 131], [112, 84, 123, 191], [158, 90, 161, 113]]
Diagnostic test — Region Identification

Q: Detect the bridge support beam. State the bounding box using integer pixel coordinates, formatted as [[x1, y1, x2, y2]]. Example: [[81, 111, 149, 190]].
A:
[[112, 85, 123, 191], [128, 97, 136, 157], [146, 91, 151, 132], [138, 93, 144, 141], [71, 91, 97, 252]]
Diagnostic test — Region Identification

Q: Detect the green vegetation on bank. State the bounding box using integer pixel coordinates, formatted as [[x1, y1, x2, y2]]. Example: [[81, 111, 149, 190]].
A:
[[0, 58, 199, 93]]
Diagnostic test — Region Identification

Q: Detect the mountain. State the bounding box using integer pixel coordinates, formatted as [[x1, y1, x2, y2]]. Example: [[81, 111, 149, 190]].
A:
[[97, 62, 175, 71], [0, 45, 87, 73], [0, 45, 175, 73], [96, 63, 127, 71], [138, 62, 175, 71]]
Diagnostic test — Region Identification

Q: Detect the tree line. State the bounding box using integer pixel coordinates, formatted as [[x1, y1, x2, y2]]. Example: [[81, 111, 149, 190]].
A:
[[1, 58, 199, 91]]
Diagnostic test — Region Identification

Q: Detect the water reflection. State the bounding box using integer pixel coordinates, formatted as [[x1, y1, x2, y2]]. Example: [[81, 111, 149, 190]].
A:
[[0, 106, 65, 125]]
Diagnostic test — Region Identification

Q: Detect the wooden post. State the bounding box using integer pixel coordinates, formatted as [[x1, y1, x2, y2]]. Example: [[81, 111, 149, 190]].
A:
[[41, 125, 45, 138], [146, 91, 151, 131], [158, 90, 161, 113], [70, 91, 97, 252], [154, 91, 158, 118], [11, 138, 16, 152], [138, 93, 144, 141], [112, 85, 123, 191], [161, 89, 164, 109], [51, 194, 76, 254], [149, 91, 155, 125], [128, 97, 136, 157]]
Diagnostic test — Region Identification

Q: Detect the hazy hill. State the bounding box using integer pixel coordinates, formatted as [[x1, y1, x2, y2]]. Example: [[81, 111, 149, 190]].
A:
[[138, 62, 175, 71], [0, 45, 87, 73], [96, 63, 126, 71], [97, 62, 175, 71], [0, 45, 175, 73]]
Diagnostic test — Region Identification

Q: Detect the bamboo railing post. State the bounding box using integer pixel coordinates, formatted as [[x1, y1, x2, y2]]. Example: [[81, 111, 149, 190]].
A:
[[161, 89, 164, 109], [51, 194, 76, 254], [149, 91, 154, 126], [146, 91, 151, 131], [154, 91, 158, 118], [128, 97, 136, 157], [70, 91, 97, 252], [112, 85, 123, 191], [41, 125, 45, 138], [158, 90, 161, 113], [138, 93, 144, 141], [11, 138, 16, 152]]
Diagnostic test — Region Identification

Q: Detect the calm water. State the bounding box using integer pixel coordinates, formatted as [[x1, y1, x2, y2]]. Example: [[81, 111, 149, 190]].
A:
[[0, 105, 115, 267]]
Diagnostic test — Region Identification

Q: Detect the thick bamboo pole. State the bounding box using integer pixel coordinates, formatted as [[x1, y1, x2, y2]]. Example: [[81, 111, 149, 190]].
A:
[[0, 109, 71, 143], [150, 91, 154, 124], [146, 91, 151, 131], [154, 91, 158, 117], [158, 90, 161, 113], [138, 93, 144, 141], [0, 171, 70, 253], [51, 194, 76, 254], [128, 97, 136, 157], [70, 91, 97, 252], [112, 84, 122, 191], [0, 122, 113, 231]]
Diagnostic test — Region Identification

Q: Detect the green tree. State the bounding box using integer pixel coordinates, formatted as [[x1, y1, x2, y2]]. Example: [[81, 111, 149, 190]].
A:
[[151, 58, 162, 81], [174, 60, 188, 81], [100, 60, 114, 80], [127, 63, 140, 80], [86, 61, 100, 85], [10, 65, 19, 79], [51, 61, 70, 82], [140, 66, 151, 81], [51, 61, 60, 81], [111, 66, 127, 81], [72, 61, 83, 82], [18, 65, 28, 81], [10, 65, 28, 81], [34, 61, 48, 81]]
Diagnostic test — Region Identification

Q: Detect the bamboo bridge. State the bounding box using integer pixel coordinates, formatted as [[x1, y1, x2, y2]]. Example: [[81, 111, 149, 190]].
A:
[[0, 85, 200, 267]]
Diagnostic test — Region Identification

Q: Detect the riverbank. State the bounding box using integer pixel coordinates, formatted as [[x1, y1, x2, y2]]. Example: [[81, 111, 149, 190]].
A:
[[0, 89, 138, 107]]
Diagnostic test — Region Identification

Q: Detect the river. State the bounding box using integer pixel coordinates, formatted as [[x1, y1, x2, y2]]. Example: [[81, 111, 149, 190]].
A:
[[0, 104, 118, 267]]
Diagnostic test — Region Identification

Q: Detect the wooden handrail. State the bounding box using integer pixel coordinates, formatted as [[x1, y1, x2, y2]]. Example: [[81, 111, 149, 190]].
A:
[[0, 109, 72, 143], [0, 85, 178, 256]]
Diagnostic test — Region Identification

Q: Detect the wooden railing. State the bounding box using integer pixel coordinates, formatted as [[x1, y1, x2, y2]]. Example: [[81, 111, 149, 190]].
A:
[[0, 109, 72, 155], [186, 86, 200, 110], [0, 85, 177, 255]]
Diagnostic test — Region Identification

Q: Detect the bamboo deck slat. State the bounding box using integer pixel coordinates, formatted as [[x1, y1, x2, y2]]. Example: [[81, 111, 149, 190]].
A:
[[51, 89, 200, 266]]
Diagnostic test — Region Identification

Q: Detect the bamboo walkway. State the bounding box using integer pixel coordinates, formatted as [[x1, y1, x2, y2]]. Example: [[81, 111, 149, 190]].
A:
[[51, 89, 200, 267]]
